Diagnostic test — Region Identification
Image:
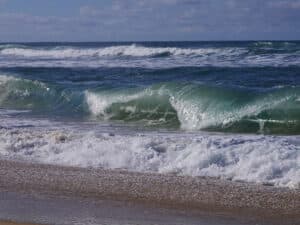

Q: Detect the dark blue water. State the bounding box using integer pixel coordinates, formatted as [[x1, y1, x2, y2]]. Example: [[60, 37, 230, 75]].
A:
[[0, 41, 300, 134]]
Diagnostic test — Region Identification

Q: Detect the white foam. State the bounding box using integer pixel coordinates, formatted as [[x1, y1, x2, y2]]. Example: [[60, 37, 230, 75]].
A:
[[84, 87, 170, 118], [254, 42, 273, 46], [0, 44, 299, 68], [85, 90, 144, 117], [84, 85, 299, 131], [0, 45, 245, 59], [0, 74, 51, 99], [0, 119, 299, 188], [170, 92, 295, 130], [0, 74, 17, 84]]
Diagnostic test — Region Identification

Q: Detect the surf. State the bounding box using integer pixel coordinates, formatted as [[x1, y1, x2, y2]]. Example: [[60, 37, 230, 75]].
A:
[[1, 42, 299, 68], [1, 74, 300, 134], [0, 44, 246, 58]]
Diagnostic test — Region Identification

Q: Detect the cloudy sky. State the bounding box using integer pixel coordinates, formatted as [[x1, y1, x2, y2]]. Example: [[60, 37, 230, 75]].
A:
[[0, 0, 300, 42]]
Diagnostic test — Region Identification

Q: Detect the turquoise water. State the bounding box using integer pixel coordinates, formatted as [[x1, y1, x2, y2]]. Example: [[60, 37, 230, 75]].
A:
[[0, 41, 300, 134]]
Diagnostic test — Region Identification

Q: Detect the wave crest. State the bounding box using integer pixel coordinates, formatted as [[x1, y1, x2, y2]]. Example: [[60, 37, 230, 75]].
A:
[[0, 74, 83, 112], [0, 44, 246, 58], [85, 84, 300, 134], [1, 74, 300, 134]]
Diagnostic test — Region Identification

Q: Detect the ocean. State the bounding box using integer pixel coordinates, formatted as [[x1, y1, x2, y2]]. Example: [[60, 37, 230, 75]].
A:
[[0, 41, 299, 188]]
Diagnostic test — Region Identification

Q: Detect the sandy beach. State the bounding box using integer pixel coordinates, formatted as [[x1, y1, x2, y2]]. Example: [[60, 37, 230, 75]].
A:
[[0, 222, 36, 225], [0, 159, 299, 225]]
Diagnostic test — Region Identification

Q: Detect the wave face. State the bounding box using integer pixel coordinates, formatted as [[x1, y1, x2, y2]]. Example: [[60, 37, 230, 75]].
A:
[[85, 84, 300, 134], [0, 41, 300, 135], [1, 72, 300, 134]]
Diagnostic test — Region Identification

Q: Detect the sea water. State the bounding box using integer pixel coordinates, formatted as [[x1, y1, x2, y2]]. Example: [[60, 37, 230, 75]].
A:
[[0, 41, 299, 188]]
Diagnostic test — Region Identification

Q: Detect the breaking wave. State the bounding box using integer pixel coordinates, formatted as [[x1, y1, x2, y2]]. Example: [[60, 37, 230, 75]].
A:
[[85, 84, 300, 134], [1, 74, 299, 134], [1, 41, 300, 189], [1, 42, 299, 68], [0, 74, 84, 113], [0, 44, 246, 58]]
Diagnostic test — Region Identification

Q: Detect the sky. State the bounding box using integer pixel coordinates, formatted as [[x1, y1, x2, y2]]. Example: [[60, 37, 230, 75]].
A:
[[0, 0, 300, 42]]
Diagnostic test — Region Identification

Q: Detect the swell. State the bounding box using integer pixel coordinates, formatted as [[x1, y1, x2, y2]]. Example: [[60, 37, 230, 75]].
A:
[[1, 74, 300, 134], [0, 74, 85, 116], [2, 66, 299, 89], [1, 43, 299, 68], [1, 42, 299, 58], [86, 84, 300, 134], [0, 44, 247, 58]]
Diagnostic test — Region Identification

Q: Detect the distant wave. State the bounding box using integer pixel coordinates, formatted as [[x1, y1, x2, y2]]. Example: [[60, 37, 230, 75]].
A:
[[253, 41, 297, 47], [1, 43, 299, 68], [0, 44, 246, 58], [0, 44, 28, 49]]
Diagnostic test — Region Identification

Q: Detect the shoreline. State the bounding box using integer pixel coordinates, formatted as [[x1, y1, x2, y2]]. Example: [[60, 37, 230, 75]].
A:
[[0, 222, 37, 225], [0, 160, 299, 224]]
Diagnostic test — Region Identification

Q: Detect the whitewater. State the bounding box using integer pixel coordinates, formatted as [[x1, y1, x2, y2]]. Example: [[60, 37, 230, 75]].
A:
[[0, 41, 299, 188], [0, 42, 300, 68]]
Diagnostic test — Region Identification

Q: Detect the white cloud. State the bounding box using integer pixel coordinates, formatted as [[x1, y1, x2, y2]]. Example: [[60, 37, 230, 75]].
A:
[[269, 0, 300, 9], [0, 0, 300, 41]]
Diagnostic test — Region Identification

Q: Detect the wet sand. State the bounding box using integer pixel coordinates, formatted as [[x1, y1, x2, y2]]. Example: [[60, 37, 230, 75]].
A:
[[0, 160, 299, 225], [0, 190, 266, 225], [0, 221, 36, 225]]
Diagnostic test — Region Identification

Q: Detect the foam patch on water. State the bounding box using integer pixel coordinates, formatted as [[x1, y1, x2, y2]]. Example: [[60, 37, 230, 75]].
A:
[[0, 119, 299, 188]]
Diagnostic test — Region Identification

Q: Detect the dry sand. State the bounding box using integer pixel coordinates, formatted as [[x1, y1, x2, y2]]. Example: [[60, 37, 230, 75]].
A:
[[0, 160, 299, 225]]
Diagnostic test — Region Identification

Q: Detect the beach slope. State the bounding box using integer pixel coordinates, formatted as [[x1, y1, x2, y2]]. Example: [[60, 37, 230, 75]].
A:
[[0, 160, 299, 224]]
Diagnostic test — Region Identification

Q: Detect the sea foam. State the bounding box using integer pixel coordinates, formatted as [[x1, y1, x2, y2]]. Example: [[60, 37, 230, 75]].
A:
[[0, 119, 299, 188], [0, 44, 245, 58], [1, 44, 299, 68]]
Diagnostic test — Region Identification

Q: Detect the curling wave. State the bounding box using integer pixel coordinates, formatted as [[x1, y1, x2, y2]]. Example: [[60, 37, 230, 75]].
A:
[[1, 41, 300, 189], [0, 74, 84, 113], [85, 84, 300, 134], [1, 74, 300, 134]]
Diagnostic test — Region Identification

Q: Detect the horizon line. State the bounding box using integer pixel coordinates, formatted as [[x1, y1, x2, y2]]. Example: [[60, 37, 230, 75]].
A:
[[1, 39, 300, 43]]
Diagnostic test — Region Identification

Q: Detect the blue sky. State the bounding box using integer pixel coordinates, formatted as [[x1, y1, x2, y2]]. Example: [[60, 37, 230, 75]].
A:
[[0, 0, 300, 42]]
